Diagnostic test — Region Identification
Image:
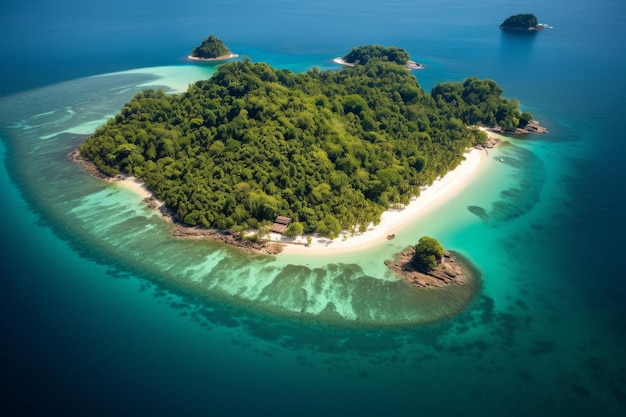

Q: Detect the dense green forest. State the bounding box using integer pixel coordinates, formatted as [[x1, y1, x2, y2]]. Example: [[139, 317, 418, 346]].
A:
[[80, 58, 529, 236], [190, 35, 231, 58], [500, 14, 539, 30], [342, 45, 410, 65]]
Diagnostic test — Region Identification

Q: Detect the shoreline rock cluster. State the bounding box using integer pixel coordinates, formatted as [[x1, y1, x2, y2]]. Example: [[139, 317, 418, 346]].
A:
[[475, 135, 501, 151], [145, 196, 285, 254], [490, 119, 548, 135], [171, 225, 283, 254], [68, 149, 109, 179]]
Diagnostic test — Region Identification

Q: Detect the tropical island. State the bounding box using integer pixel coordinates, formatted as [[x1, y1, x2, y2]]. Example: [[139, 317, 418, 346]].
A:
[[500, 13, 546, 31], [333, 44, 423, 69], [77, 46, 539, 253], [385, 236, 475, 287], [187, 34, 238, 61]]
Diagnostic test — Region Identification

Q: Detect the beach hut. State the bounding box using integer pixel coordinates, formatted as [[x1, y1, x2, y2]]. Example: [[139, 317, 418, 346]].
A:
[[270, 216, 291, 234]]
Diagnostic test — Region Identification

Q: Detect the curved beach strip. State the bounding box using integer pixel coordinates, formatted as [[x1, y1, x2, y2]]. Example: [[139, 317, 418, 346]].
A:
[[278, 148, 486, 255], [332, 57, 355, 67], [187, 53, 239, 62], [117, 176, 157, 200], [332, 57, 423, 70]]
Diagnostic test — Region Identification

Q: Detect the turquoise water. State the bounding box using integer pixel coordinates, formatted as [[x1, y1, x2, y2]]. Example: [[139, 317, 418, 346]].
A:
[[1, 0, 625, 415]]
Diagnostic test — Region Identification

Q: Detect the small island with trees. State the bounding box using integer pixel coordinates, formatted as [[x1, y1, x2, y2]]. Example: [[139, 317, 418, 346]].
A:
[[385, 236, 474, 287], [75, 44, 545, 252], [334, 45, 423, 70], [500, 13, 547, 31], [188, 34, 238, 61]]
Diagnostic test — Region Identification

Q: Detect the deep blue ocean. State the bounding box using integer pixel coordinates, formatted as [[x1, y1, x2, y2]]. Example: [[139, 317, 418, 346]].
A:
[[1, 0, 625, 416]]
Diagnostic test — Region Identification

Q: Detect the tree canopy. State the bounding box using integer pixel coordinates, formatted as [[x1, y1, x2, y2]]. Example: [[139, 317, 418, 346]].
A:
[[80, 55, 529, 236], [500, 14, 539, 30], [190, 35, 231, 59], [431, 76, 528, 130], [342, 45, 411, 66], [412, 236, 445, 271]]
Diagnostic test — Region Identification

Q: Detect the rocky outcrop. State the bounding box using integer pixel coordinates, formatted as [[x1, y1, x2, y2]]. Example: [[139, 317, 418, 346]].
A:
[[68, 149, 109, 179], [385, 249, 470, 288], [475, 135, 501, 151], [516, 119, 548, 134], [490, 119, 548, 135], [171, 226, 282, 254]]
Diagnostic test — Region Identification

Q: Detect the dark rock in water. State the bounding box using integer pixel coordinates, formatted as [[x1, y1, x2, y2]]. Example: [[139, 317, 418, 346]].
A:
[[468, 205, 489, 220], [490, 119, 548, 135], [518, 119, 548, 134]]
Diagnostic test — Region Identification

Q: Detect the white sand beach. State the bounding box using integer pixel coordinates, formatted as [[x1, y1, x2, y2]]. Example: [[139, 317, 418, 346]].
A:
[[333, 57, 423, 70], [275, 148, 487, 255], [187, 53, 239, 62], [117, 176, 153, 199], [332, 57, 355, 67]]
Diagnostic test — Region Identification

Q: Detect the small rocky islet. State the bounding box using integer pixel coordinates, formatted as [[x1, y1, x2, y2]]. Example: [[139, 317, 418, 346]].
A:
[[385, 238, 477, 288]]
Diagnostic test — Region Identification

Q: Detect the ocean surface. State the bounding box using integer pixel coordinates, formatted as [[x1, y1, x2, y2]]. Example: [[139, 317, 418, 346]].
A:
[[1, 0, 625, 415]]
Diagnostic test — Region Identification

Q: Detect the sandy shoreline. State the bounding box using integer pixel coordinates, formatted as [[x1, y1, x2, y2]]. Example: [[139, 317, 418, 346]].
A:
[[187, 53, 239, 62], [112, 146, 488, 256], [332, 57, 355, 67], [333, 57, 424, 70], [274, 148, 486, 255], [117, 176, 156, 201]]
